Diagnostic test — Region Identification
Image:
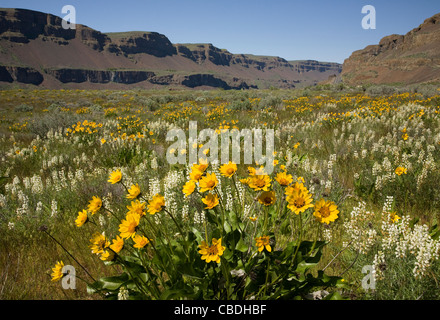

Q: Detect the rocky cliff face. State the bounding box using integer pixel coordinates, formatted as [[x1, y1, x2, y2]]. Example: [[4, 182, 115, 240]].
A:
[[174, 43, 313, 72], [175, 43, 233, 66], [290, 60, 342, 74], [0, 65, 43, 84], [45, 68, 155, 84], [342, 13, 440, 85], [0, 8, 114, 49], [0, 8, 75, 43], [108, 32, 177, 57], [0, 7, 342, 89]]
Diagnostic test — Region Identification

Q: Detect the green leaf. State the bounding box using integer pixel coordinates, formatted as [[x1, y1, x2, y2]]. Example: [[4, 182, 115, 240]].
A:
[[138, 273, 149, 283], [228, 210, 243, 232], [121, 260, 146, 274], [99, 273, 130, 291], [86, 281, 103, 295], [205, 209, 218, 225], [222, 247, 234, 261], [429, 224, 440, 240], [235, 237, 249, 253], [224, 220, 232, 233], [279, 218, 291, 235], [190, 228, 204, 243]]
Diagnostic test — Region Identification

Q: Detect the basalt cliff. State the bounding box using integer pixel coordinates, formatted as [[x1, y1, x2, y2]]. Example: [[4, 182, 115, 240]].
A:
[[342, 12, 440, 86], [0, 8, 341, 89]]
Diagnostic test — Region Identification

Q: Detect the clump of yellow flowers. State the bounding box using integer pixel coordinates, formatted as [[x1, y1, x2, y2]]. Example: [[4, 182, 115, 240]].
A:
[[52, 158, 343, 300]]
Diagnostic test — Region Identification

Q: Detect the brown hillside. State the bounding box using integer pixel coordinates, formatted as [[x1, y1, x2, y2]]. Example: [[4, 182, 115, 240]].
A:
[[0, 8, 341, 89], [342, 13, 440, 85]]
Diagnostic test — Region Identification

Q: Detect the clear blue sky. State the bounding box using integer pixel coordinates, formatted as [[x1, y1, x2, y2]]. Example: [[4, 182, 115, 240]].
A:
[[1, 0, 440, 63]]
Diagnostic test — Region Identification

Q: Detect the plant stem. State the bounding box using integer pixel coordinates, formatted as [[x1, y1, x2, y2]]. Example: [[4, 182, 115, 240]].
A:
[[164, 208, 189, 257], [43, 229, 96, 282], [232, 175, 243, 215], [289, 212, 303, 269]]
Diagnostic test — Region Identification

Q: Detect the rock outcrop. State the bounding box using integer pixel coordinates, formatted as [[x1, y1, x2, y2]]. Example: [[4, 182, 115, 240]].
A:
[[0, 65, 44, 84], [0, 8, 75, 43], [0, 7, 342, 89], [342, 13, 440, 85], [45, 68, 155, 84], [175, 43, 232, 66], [108, 32, 177, 57], [290, 60, 342, 74]]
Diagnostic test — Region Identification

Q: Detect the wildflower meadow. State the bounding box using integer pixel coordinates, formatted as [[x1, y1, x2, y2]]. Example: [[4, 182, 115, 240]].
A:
[[1, 85, 440, 300]]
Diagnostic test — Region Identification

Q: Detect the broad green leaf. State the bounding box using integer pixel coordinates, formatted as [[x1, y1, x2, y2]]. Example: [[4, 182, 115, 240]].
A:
[[99, 273, 130, 291], [235, 237, 249, 253]]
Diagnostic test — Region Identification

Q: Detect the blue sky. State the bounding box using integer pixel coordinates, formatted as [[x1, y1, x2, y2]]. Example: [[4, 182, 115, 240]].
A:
[[1, 0, 440, 63]]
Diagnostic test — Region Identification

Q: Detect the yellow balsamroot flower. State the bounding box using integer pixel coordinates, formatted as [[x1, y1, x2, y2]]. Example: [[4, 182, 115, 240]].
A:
[[395, 167, 407, 176], [313, 199, 339, 224], [249, 216, 258, 222], [255, 166, 267, 175], [255, 236, 272, 253], [182, 180, 196, 197], [389, 212, 401, 223], [100, 249, 115, 261], [257, 190, 276, 206], [275, 171, 293, 186], [248, 166, 257, 176], [190, 168, 204, 182], [51, 261, 65, 282], [219, 161, 237, 178], [119, 213, 141, 239], [402, 133, 409, 141], [108, 169, 122, 184], [248, 175, 271, 191], [285, 181, 307, 196], [191, 159, 208, 173], [110, 235, 124, 253], [147, 194, 165, 215], [126, 184, 141, 200], [199, 172, 219, 193], [202, 193, 219, 209], [198, 158, 209, 168], [133, 234, 151, 249], [75, 209, 88, 227], [127, 200, 146, 217], [87, 196, 102, 215], [240, 177, 250, 186], [89, 232, 110, 255], [198, 238, 225, 264], [286, 189, 314, 215]]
